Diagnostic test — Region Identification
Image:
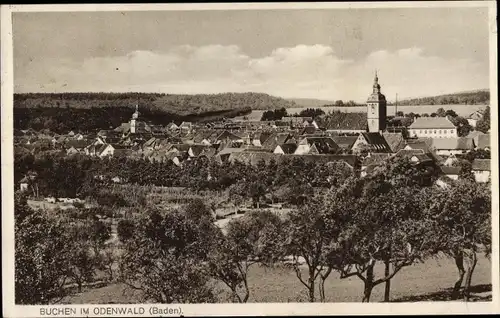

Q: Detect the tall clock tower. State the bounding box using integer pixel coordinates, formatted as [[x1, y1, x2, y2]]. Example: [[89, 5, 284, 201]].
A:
[[366, 71, 387, 133]]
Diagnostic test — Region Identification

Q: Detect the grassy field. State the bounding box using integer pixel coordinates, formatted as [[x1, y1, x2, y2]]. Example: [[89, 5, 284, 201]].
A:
[[60, 253, 491, 304], [238, 104, 488, 121]]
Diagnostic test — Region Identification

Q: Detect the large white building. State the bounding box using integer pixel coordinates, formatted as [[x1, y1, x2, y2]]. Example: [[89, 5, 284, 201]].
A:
[[408, 117, 457, 138]]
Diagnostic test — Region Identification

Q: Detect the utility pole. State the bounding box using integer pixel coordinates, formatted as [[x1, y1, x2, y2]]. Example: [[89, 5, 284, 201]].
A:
[[395, 93, 398, 117]]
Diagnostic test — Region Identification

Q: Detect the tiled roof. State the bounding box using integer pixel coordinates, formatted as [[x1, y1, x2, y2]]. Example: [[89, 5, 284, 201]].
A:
[[228, 152, 279, 166], [331, 136, 358, 150], [411, 154, 434, 163], [360, 132, 392, 153], [276, 143, 298, 154], [301, 137, 340, 154], [408, 117, 456, 129], [216, 130, 243, 142], [439, 165, 461, 175], [65, 139, 90, 149], [286, 154, 359, 168], [472, 159, 491, 171], [262, 133, 293, 151], [300, 126, 317, 135], [404, 139, 432, 153], [382, 132, 406, 153], [318, 112, 367, 131], [217, 147, 246, 156], [363, 153, 392, 166], [431, 137, 474, 150], [189, 145, 214, 157]]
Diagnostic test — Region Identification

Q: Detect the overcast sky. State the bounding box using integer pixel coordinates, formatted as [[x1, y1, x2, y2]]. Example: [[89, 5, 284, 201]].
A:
[[13, 7, 491, 102]]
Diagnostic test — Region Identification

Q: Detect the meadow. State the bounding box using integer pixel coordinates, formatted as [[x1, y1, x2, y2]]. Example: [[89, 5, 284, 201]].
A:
[[60, 253, 491, 304], [238, 104, 488, 121]]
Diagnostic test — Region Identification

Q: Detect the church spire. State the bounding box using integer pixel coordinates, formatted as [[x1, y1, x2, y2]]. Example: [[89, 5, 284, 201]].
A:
[[373, 70, 381, 94]]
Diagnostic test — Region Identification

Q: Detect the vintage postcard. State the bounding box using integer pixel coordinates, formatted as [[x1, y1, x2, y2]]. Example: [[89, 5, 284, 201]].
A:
[[1, 2, 499, 317]]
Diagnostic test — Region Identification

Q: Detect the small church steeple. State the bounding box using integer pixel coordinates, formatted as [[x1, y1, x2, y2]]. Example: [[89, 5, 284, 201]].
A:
[[132, 103, 139, 120], [373, 70, 381, 94], [130, 103, 139, 134]]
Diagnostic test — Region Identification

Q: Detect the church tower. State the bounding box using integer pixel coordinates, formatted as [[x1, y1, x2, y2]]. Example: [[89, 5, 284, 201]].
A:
[[130, 104, 139, 134], [366, 71, 387, 133]]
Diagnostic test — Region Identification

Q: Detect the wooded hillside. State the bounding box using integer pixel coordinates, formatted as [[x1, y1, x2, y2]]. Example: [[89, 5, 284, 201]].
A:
[[14, 92, 298, 115], [397, 89, 489, 106]]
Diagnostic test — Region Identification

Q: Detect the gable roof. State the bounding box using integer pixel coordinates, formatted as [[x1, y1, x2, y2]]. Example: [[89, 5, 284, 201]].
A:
[[382, 132, 406, 153], [300, 126, 317, 135], [217, 147, 246, 156], [301, 137, 340, 154], [262, 133, 293, 150], [394, 149, 425, 159], [189, 144, 214, 157], [405, 139, 432, 153], [410, 153, 434, 163], [408, 117, 456, 129], [360, 132, 392, 153], [331, 136, 358, 150], [276, 143, 298, 154], [216, 130, 244, 142], [467, 111, 484, 120], [472, 159, 491, 171]]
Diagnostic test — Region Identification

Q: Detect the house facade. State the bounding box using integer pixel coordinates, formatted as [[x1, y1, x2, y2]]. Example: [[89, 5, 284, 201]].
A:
[[472, 159, 491, 183], [408, 117, 457, 138]]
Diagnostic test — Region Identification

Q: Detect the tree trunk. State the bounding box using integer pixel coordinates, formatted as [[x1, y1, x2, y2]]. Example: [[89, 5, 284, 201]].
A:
[[384, 259, 391, 302], [451, 251, 465, 300], [319, 277, 326, 302], [306, 265, 316, 302], [362, 265, 374, 303], [77, 280, 83, 293], [308, 279, 315, 302], [463, 251, 478, 301], [362, 282, 373, 303]]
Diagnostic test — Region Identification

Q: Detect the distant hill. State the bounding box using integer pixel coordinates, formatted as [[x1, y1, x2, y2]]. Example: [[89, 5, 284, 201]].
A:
[[397, 89, 490, 106], [13, 92, 299, 133], [286, 98, 336, 108], [14, 92, 298, 115]]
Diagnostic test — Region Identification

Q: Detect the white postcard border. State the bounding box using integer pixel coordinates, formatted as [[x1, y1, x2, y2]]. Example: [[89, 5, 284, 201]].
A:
[[2, 2, 499, 317]]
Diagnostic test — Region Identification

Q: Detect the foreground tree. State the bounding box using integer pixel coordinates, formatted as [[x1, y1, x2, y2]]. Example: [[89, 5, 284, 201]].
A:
[[428, 179, 491, 300], [328, 159, 438, 302], [208, 211, 284, 302], [475, 106, 490, 133], [284, 198, 342, 302], [15, 193, 72, 304], [119, 205, 218, 303]]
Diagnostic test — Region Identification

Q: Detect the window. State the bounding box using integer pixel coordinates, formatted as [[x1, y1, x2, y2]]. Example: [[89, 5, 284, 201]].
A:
[[438, 130, 441, 134], [434, 130, 437, 134], [424, 130, 427, 134]]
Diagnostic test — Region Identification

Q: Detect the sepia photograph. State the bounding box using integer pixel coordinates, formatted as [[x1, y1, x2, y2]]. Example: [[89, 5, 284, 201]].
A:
[[1, 2, 498, 316]]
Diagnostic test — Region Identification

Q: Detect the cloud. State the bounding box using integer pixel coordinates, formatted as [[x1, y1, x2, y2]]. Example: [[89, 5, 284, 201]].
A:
[[15, 44, 489, 102]]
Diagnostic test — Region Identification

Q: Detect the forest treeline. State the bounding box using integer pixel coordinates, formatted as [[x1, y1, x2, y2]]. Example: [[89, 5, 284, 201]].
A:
[[14, 92, 298, 114], [396, 90, 490, 106], [13, 106, 251, 134]]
